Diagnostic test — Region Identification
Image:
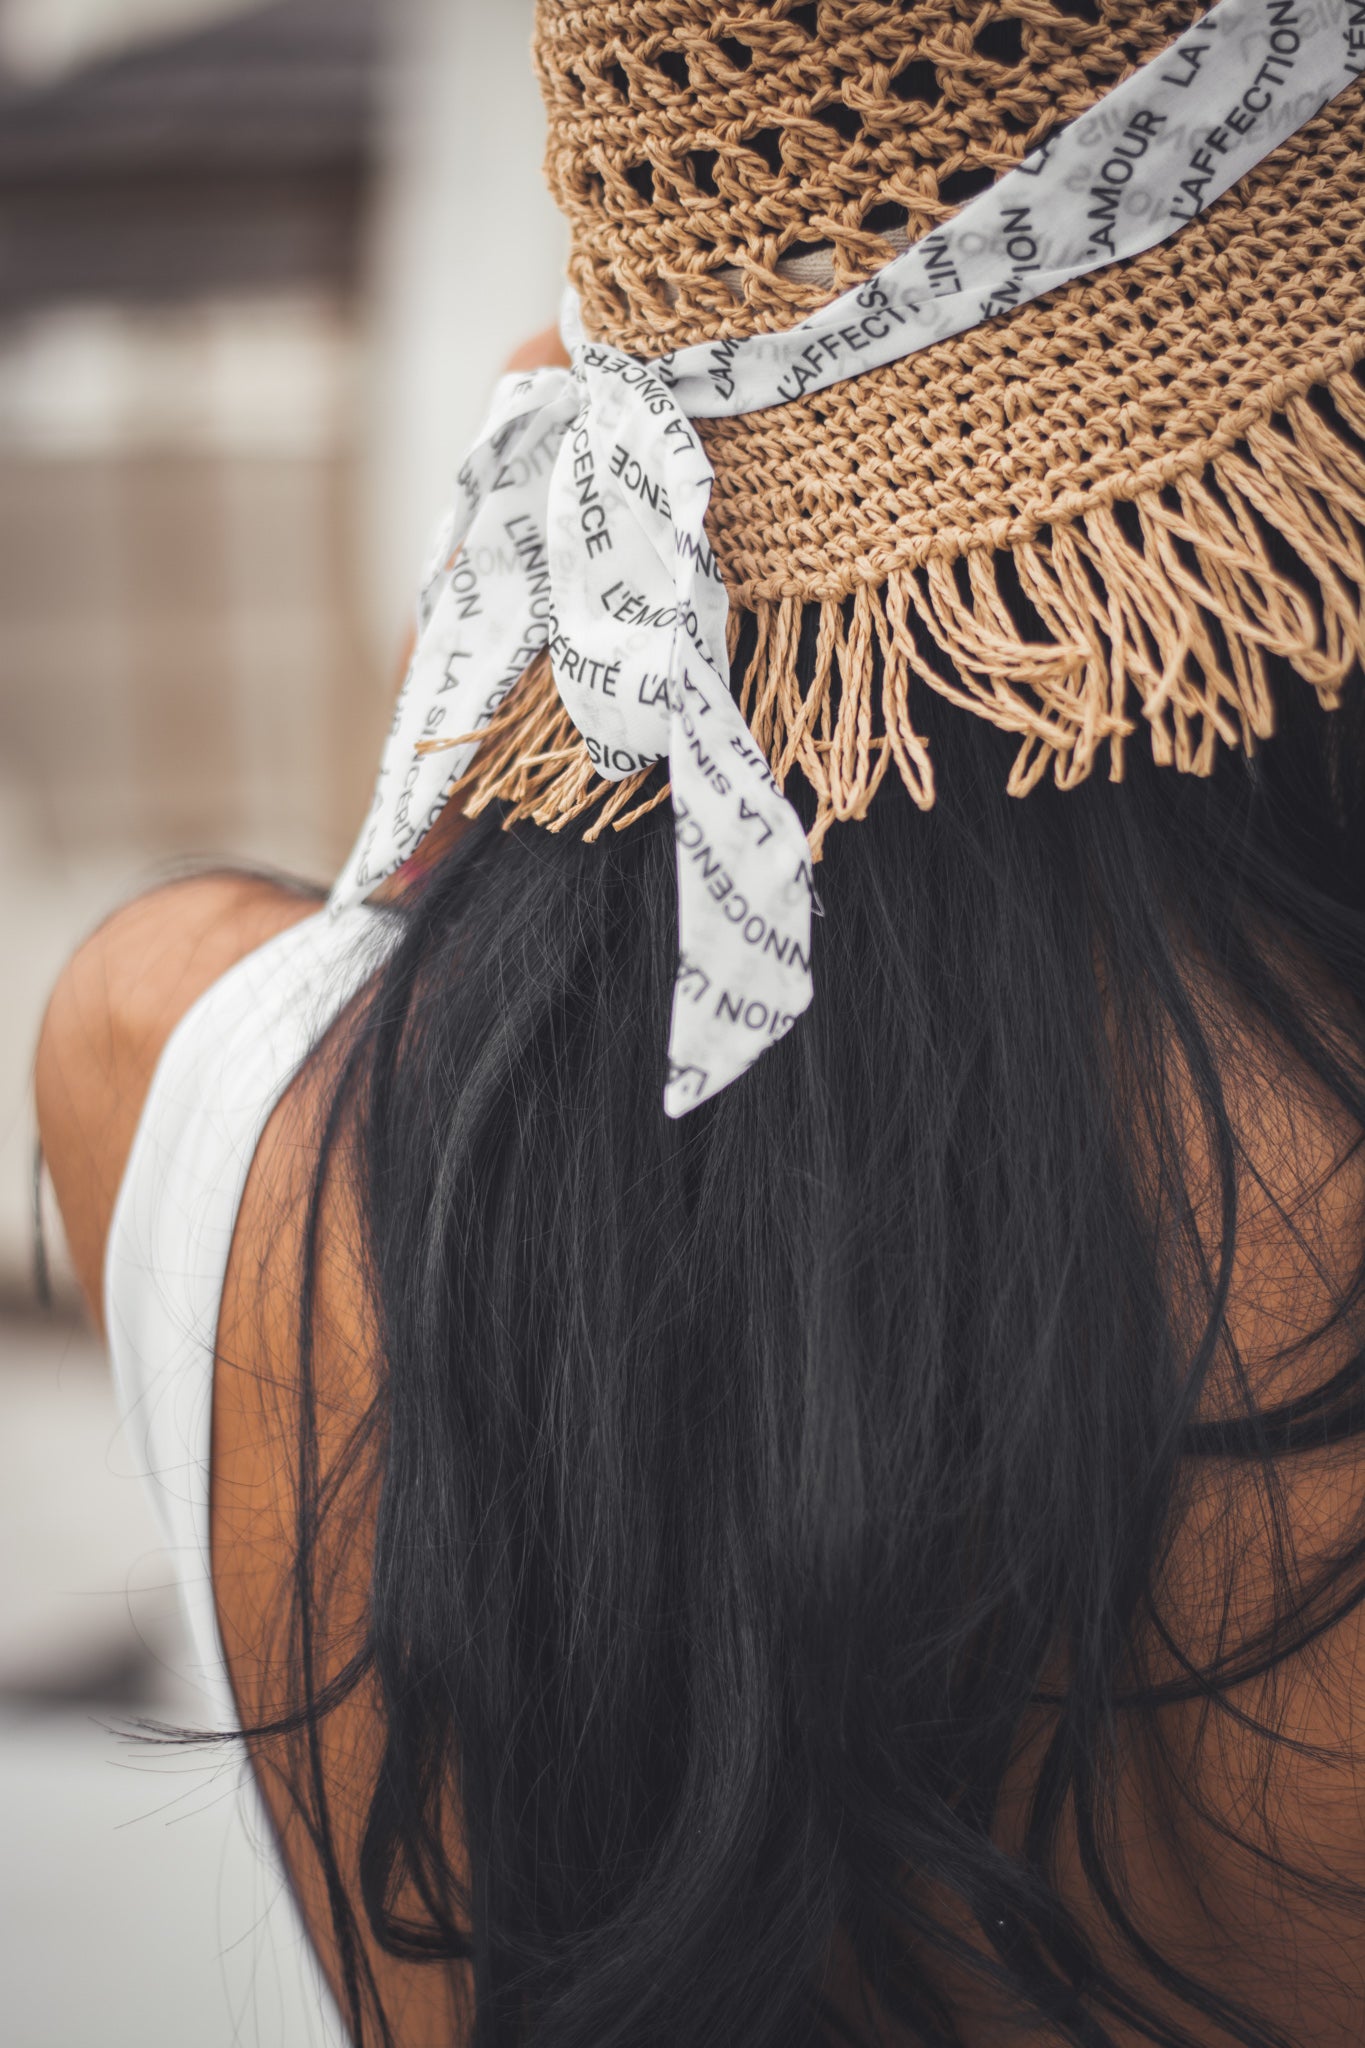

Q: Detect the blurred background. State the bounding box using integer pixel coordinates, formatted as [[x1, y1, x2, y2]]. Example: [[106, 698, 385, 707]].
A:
[[0, 3, 564, 2039]]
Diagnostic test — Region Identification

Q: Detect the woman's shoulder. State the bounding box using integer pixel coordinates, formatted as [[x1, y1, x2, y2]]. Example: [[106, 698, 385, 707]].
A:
[[36, 873, 329, 1326]]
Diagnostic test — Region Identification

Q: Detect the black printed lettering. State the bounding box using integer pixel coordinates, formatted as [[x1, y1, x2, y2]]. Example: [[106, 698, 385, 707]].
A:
[[1160, 35, 1213, 88], [681, 719, 731, 798], [449, 561, 482, 622], [773, 304, 909, 403], [1350, 0, 1365, 74], [761, 926, 812, 975], [1083, 108, 1167, 257], [599, 579, 680, 632], [675, 957, 711, 1004], [714, 989, 796, 1038], [666, 1060, 710, 1102], [438, 647, 472, 694], [549, 631, 620, 697], [585, 735, 651, 774], [567, 423, 614, 558], [580, 344, 677, 419], [1000, 205, 1040, 271], [978, 273, 1029, 323], [609, 442, 673, 520], [704, 337, 743, 402], [1016, 135, 1057, 177], [728, 731, 782, 798], [673, 524, 720, 583], [921, 232, 962, 298], [1169, 27, 1298, 225]]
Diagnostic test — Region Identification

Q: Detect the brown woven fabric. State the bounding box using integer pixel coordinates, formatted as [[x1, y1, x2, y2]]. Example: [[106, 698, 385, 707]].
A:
[[537, 0, 1208, 355], [700, 110, 1365, 601], [447, 2, 1365, 846]]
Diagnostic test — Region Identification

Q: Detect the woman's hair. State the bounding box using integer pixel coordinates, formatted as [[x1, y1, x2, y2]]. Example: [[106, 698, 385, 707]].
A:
[[282, 573, 1365, 2046]]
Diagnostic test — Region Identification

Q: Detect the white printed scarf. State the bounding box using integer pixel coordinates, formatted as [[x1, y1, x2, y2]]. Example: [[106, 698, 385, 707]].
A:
[[333, 0, 1364, 1117]]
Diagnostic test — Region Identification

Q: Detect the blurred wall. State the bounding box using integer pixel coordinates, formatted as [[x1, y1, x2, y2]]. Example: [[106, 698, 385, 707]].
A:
[[363, 0, 566, 652], [0, 0, 567, 1292], [0, 0, 387, 1293], [0, 0, 252, 80]]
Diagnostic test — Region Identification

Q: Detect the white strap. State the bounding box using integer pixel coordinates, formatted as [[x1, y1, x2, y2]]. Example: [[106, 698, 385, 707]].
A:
[[333, 0, 1362, 1116]]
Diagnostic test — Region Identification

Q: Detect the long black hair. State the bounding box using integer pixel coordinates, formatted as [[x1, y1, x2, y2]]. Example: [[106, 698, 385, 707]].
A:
[[280, 602, 1365, 2046]]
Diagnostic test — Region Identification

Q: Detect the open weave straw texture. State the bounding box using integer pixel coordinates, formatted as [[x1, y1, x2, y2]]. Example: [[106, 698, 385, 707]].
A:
[[449, 0, 1365, 855]]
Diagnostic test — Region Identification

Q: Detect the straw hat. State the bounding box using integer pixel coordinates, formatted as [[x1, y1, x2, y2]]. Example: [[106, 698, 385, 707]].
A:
[[450, 0, 1365, 848]]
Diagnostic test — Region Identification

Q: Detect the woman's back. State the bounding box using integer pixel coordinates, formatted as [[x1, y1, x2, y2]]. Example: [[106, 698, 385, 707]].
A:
[[203, 680, 1365, 2048]]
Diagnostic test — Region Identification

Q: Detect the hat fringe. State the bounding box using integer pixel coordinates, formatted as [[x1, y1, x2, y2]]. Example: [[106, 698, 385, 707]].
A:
[[440, 367, 1365, 857]]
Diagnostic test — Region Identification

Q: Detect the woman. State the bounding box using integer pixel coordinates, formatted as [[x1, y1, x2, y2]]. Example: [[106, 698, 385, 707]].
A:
[[34, 2, 1365, 2043]]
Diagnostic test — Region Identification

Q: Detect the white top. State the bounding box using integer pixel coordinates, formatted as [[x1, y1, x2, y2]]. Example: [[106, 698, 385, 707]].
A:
[[104, 904, 397, 2048]]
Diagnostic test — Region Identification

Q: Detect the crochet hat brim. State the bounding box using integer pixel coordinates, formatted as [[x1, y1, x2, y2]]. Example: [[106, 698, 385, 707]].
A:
[[448, 23, 1365, 851]]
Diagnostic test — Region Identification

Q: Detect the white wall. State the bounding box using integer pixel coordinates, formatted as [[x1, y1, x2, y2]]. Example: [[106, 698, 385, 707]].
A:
[[0, 0, 256, 80], [361, 0, 568, 659]]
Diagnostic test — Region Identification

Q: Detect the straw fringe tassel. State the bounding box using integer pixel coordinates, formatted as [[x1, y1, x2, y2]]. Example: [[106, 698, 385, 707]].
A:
[[433, 371, 1365, 859]]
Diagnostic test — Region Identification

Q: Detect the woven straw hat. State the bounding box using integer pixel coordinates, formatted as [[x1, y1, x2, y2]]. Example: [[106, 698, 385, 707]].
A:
[[452, 0, 1365, 850]]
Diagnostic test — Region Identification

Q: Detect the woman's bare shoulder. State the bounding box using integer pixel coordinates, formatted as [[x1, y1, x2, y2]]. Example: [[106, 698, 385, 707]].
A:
[[35, 872, 323, 1328]]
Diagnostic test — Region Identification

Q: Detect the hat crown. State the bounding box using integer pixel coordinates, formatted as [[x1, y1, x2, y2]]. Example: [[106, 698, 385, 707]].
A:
[[535, 0, 1206, 355]]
